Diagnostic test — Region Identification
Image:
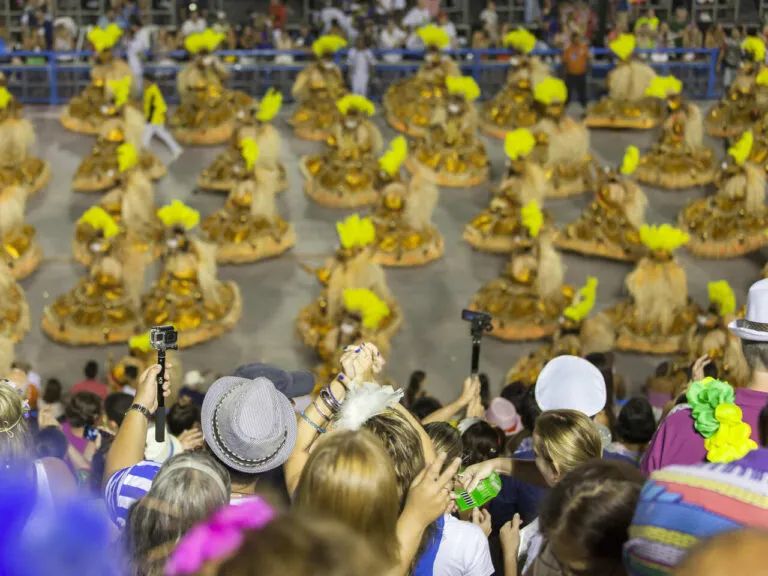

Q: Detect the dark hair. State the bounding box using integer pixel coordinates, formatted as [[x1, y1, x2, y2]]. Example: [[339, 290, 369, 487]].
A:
[[424, 422, 463, 467], [478, 373, 490, 409], [34, 426, 68, 460], [410, 397, 442, 421], [520, 386, 542, 433], [167, 403, 201, 437], [760, 404, 768, 447], [65, 392, 102, 428], [615, 397, 656, 445], [461, 421, 503, 467], [501, 381, 527, 414], [83, 360, 99, 380], [404, 371, 426, 409], [104, 393, 133, 427], [42, 378, 62, 404], [584, 352, 617, 434]]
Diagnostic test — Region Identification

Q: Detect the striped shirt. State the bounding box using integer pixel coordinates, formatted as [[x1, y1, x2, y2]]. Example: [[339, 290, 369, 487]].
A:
[[104, 460, 162, 528]]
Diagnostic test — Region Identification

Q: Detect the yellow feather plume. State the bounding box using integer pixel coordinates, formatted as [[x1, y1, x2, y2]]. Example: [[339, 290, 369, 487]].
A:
[[621, 146, 640, 175], [758, 68, 768, 87], [336, 94, 375, 116], [416, 25, 451, 49], [521, 201, 543, 239], [742, 36, 766, 63], [708, 280, 736, 317], [255, 89, 283, 122], [79, 206, 120, 239], [129, 332, 153, 354], [88, 24, 123, 52], [634, 16, 659, 31], [239, 138, 260, 171], [379, 136, 408, 176], [504, 129, 536, 161], [185, 28, 226, 54], [533, 77, 567, 105], [563, 277, 598, 322], [336, 214, 375, 249], [117, 142, 138, 173], [157, 200, 200, 230], [312, 35, 347, 57], [445, 76, 481, 102], [108, 76, 132, 108], [645, 75, 682, 99], [343, 288, 391, 330], [609, 34, 636, 61], [503, 28, 536, 54], [0, 87, 12, 110], [639, 224, 689, 253], [728, 131, 754, 166]]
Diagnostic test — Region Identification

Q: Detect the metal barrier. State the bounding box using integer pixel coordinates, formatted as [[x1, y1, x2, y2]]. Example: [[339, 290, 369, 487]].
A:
[[0, 47, 721, 106]]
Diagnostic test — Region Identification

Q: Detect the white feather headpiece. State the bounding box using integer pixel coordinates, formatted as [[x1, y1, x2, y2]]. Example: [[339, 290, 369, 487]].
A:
[[334, 381, 404, 431]]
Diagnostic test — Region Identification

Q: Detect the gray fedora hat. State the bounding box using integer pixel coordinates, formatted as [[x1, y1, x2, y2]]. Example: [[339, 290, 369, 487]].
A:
[[202, 375, 298, 474]]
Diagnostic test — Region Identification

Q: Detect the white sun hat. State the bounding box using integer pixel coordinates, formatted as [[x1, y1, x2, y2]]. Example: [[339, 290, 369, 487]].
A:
[[535, 355, 606, 417]]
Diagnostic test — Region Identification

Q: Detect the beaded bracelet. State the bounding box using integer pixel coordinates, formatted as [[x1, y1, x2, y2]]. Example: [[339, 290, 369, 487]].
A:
[[300, 411, 326, 435]]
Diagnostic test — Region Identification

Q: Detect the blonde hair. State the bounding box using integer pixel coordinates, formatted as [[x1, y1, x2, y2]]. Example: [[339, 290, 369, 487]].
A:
[[0, 380, 30, 465], [294, 430, 401, 567], [533, 409, 603, 478]]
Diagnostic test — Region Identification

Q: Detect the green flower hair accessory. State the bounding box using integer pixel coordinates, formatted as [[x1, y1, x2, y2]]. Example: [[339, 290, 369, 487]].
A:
[[686, 378, 735, 438]]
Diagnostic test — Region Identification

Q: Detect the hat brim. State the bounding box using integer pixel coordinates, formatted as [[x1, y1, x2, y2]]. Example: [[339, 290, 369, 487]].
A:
[[729, 318, 768, 342], [232, 363, 316, 399]]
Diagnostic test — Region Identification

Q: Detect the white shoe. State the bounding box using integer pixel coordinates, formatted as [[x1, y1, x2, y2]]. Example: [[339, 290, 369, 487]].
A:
[[172, 149, 183, 161]]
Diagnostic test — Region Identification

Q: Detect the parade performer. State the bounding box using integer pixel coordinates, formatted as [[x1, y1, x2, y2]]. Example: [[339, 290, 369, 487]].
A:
[[556, 146, 647, 262], [142, 201, 242, 347], [0, 260, 30, 343], [480, 28, 552, 139], [201, 139, 295, 264], [530, 77, 596, 197], [384, 25, 461, 137], [170, 29, 253, 146], [72, 76, 166, 192], [406, 75, 490, 188], [744, 69, 768, 174], [142, 73, 182, 159], [73, 143, 163, 266], [464, 128, 553, 253], [0, 74, 50, 195], [598, 224, 700, 354], [679, 131, 768, 258], [42, 209, 144, 346], [297, 214, 402, 352], [197, 89, 287, 193], [0, 185, 41, 280], [635, 76, 716, 189], [706, 36, 766, 138], [61, 24, 131, 134], [302, 94, 384, 208], [469, 202, 573, 341], [585, 34, 662, 130], [290, 35, 348, 141]]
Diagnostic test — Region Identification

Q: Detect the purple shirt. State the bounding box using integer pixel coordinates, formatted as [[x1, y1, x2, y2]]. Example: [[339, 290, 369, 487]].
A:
[[641, 388, 768, 475], [61, 422, 89, 455]]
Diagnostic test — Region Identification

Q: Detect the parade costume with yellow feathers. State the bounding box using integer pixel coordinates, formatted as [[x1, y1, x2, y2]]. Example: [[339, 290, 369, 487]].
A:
[[464, 129, 554, 253], [170, 29, 254, 146], [585, 34, 663, 130], [0, 260, 30, 344], [201, 139, 295, 264], [469, 202, 574, 341], [678, 131, 768, 258], [406, 75, 490, 188], [0, 185, 42, 280], [296, 215, 402, 352], [73, 76, 166, 192], [383, 25, 462, 138], [744, 69, 768, 173], [706, 37, 766, 138], [598, 224, 701, 354], [73, 143, 164, 266], [635, 76, 716, 190], [290, 35, 348, 141], [301, 95, 384, 208], [61, 25, 133, 134], [142, 201, 242, 347], [42, 209, 144, 346], [530, 77, 596, 198], [197, 89, 288, 193], [556, 146, 647, 262], [480, 29, 553, 139]]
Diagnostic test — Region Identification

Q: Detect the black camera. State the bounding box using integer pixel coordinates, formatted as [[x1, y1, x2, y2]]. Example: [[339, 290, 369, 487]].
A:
[[461, 309, 493, 334], [150, 325, 178, 352]]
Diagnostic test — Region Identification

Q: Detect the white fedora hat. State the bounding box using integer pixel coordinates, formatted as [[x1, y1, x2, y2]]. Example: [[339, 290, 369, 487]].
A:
[[729, 279, 768, 342]]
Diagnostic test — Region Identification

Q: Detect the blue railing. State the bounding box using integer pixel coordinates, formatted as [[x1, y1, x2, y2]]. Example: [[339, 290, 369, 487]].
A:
[[0, 47, 720, 106]]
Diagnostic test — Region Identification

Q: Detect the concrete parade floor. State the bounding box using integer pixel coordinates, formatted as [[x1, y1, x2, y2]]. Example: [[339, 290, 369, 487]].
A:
[[16, 104, 762, 402]]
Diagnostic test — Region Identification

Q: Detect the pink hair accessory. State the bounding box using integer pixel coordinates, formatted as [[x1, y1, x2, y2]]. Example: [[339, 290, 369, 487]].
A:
[[165, 497, 276, 575]]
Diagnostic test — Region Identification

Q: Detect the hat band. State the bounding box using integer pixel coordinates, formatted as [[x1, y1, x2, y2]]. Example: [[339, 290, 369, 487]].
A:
[[737, 318, 768, 334]]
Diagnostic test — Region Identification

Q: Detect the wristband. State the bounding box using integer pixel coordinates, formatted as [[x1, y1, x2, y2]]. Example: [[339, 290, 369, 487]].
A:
[[300, 411, 326, 435], [127, 403, 152, 421], [312, 399, 332, 420]]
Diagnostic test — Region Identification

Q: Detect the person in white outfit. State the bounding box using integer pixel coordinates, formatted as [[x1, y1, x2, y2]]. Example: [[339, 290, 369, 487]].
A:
[[348, 36, 375, 97], [126, 27, 145, 100], [142, 73, 183, 159]]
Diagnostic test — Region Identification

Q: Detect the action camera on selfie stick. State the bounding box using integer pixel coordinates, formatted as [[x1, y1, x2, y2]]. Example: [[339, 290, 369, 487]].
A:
[[461, 309, 493, 377], [150, 325, 179, 443]]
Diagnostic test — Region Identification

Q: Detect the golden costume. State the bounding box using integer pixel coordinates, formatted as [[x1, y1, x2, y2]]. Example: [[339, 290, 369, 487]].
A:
[[585, 34, 663, 130], [302, 95, 384, 208], [1, 185, 41, 280], [0, 334, 13, 378], [73, 143, 164, 266], [289, 35, 348, 141], [297, 215, 403, 353], [384, 25, 461, 138], [635, 77, 716, 189], [480, 29, 552, 139], [598, 225, 701, 354], [197, 89, 288, 193], [556, 146, 647, 262], [0, 261, 30, 343], [406, 75, 490, 188], [170, 29, 254, 146], [61, 25, 133, 135], [744, 68, 768, 174], [679, 131, 768, 258], [530, 78, 596, 198], [202, 139, 295, 264], [465, 129, 554, 253], [469, 203, 574, 341], [42, 210, 144, 345], [142, 202, 242, 348]]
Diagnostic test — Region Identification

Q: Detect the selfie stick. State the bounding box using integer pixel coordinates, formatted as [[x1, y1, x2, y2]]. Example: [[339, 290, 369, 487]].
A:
[[471, 329, 482, 377], [155, 349, 166, 443]]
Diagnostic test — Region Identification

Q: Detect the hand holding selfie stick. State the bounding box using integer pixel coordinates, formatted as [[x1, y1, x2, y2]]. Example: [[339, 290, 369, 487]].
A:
[[461, 309, 493, 377], [150, 325, 179, 443]]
